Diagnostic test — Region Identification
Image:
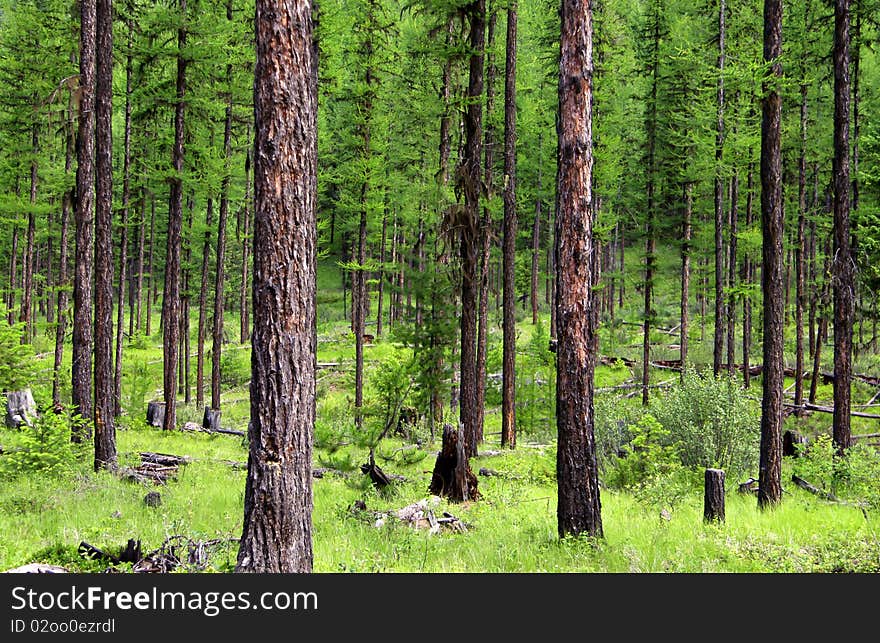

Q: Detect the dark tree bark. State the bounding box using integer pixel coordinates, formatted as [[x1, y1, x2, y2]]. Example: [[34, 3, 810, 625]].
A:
[[72, 0, 95, 436], [237, 0, 316, 573], [713, 0, 726, 378], [197, 198, 213, 407], [742, 158, 755, 388], [832, 0, 853, 452], [680, 182, 693, 379], [726, 161, 738, 378], [556, 0, 602, 540], [501, 2, 517, 450], [181, 198, 193, 405], [94, 0, 116, 470], [240, 145, 251, 344], [703, 469, 725, 523], [114, 27, 133, 418], [458, 0, 485, 458], [162, 0, 187, 432], [758, 0, 784, 509], [429, 424, 479, 502]]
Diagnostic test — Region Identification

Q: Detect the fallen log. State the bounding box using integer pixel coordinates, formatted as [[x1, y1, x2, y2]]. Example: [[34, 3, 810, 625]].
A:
[[853, 432, 880, 440], [784, 402, 880, 420], [139, 452, 191, 467], [791, 475, 839, 502]]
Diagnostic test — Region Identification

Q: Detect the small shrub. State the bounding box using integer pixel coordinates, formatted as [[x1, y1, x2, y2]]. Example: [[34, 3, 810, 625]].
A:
[[0, 406, 89, 478], [793, 435, 880, 509], [220, 348, 250, 387]]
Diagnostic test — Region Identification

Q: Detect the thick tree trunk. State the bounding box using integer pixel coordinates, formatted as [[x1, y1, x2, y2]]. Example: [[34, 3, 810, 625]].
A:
[[501, 3, 517, 449], [162, 0, 187, 432], [459, 0, 485, 459], [713, 0, 726, 378], [758, 0, 784, 509], [94, 0, 116, 470], [703, 468, 725, 523], [832, 0, 853, 452], [556, 0, 602, 540], [72, 0, 95, 437], [237, 0, 316, 573], [197, 198, 213, 407]]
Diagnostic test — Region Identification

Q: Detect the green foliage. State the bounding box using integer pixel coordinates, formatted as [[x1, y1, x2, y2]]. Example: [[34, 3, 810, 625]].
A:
[[0, 406, 88, 478], [219, 348, 250, 388], [121, 358, 154, 418], [793, 435, 880, 510], [650, 369, 760, 483], [0, 315, 36, 392], [515, 319, 556, 440]]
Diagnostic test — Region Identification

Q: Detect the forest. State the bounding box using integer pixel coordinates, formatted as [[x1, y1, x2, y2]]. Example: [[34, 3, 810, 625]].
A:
[[0, 0, 879, 574]]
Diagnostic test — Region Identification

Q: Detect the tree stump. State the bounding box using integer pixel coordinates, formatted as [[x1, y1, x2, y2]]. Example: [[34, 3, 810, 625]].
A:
[[428, 424, 479, 503], [146, 401, 165, 428], [144, 491, 161, 507], [203, 407, 221, 432], [783, 429, 807, 457], [5, 389, 36, 428], [703, 468, 725, 524]]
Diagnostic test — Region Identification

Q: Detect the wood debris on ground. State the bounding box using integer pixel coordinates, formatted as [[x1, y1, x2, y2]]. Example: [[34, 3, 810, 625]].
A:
[[120, 451, 189, 485], [351, 497, 470, 535]]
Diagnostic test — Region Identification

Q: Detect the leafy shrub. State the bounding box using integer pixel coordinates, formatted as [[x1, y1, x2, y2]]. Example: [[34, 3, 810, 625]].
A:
[[122, 358, 154, 417], [0, 406, 88, 478], [793, 434, 880, 509], [219, 348, 250, 387], [0, 313, 36, 392], [650, 369, 760, 483]]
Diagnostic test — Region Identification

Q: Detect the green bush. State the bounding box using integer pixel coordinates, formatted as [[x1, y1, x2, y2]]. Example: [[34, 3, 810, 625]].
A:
[[219, 348, 250, 387], [0, 313, 36, 392], [793, 435, 880, 509], [650, 369, 760, 483], [0, 406, 89, 478]]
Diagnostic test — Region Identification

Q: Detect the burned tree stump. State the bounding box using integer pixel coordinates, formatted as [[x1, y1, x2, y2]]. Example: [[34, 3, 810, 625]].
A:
[[5, 389, 36, 428], [146, 401, 165, 428], [783, 430, 807, 457], [428, 424, 479, 503], [703, 468, 725, 524], [203, 407, 221, 432]]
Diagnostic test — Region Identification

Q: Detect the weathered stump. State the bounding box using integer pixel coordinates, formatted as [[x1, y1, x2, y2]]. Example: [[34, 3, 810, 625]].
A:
[[5, 389, 36, 428], [146, 401, 165, 428], [144, 491, 162, 507], [703, 468, 725, 524], [428, 424, 479, 503], [203, 407, 221, 432], [783, 430, 807, 457]]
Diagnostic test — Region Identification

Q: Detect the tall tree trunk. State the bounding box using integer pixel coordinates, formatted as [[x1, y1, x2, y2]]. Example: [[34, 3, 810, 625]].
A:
[[713, 0, 726, 378], [94, 0, 116, 469], [7, 223, 18, 326], [376, 207, 386, 337], [742, 158, 755, 388], [832, 0, 853, 452], [476, 7, 497, 449], [181, 197, 193, 404], [114, 31, 133, 418], [133, 187, 146, 335], [501, 2, 517, 449], [197, 198, 213, 407], [795, 80, 808, 414], [21, 123, 37, 344], [72, 0, 95, 439], [531, 135, 542, 326], [213, 14, 233, 411], [758, 0, 784, 509], [556, 0, 602, 540], [145, 192, 155, 337], [237, 0, 315, 573], [642, 5, 659, 406], [53, 98, 74, 407], [459, 0, 485, 458], [680, 182, 692, 379], [162, 0, 187, 432], [438, 16, 454, 186], [240, 146, 251, 344], [727, 166, 738, 377]]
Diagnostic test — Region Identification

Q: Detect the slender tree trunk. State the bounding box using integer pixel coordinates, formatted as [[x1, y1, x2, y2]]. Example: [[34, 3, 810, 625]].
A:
[[459, 0, 486, 458], [21, 123, 37, 344], [7, 224, 18, 326], [134, 188, 146, 335], [795, 81, 808, 414], [53, 101, 74, 407], [475, 7, 498, 449], [113, 33, 133, 418], [72, 0, 95, 438], [438, 16, 454, 186], [376, 207, 386, 337], [642, 7, 659, 406], [213, 19, 233, 410], [237, 0, 315, 573], [758, 0, 784, 509], [181, 198, 193, 404], [197, 198, 213, 407], [145, 192, 155, 337], [501, 2, 517, 449], [832, 0, 853, 452], [556, 0, 602, 540], [742, 157, 755, 388], [531, 135, 542, 326], [240, 145, 251, 344], [680, 182, 692, 379], [94, 0, 116, 469], [714, 0, 726, 377], [162, 0, 187, 432]]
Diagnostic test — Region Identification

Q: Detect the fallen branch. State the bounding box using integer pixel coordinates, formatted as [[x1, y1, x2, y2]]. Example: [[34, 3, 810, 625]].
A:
[[791, 475, 839, 501], [784, 402, 880, 420]]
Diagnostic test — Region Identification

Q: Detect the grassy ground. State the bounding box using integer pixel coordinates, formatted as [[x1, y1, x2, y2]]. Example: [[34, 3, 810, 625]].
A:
[[1, 249, 879, 573]]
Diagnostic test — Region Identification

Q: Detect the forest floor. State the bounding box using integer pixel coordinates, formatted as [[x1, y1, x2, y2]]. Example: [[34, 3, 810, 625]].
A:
[[1, 251, 879, 573]]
